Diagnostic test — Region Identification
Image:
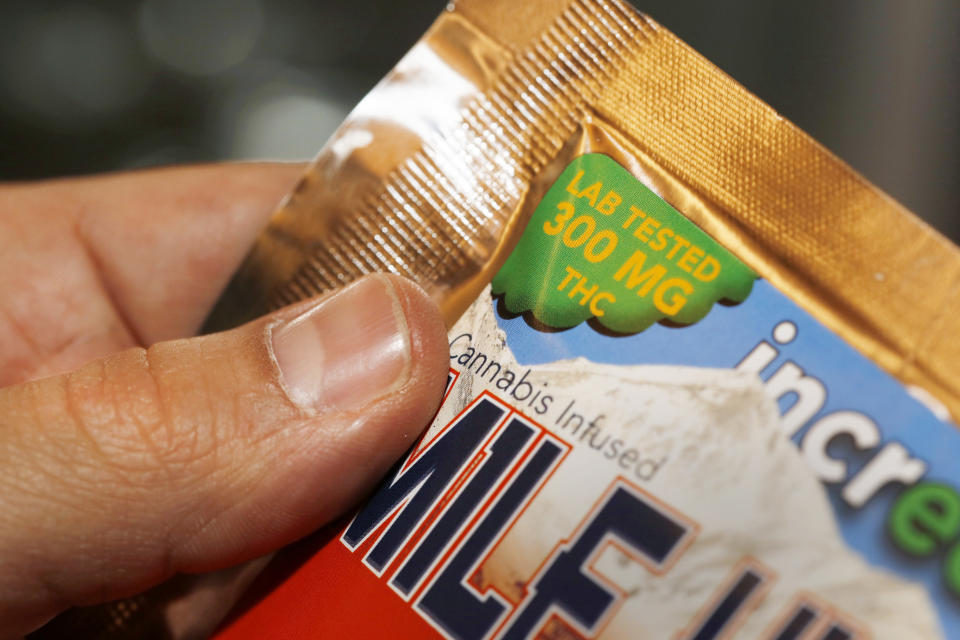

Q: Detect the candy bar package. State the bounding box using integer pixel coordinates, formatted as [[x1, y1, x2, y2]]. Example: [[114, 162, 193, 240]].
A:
[[205, 0, 960, 637]]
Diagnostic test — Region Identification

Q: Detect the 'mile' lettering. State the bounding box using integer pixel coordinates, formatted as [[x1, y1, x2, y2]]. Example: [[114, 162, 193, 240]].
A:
[[341, 395, 509, 572], [341, 388, 698, 640]]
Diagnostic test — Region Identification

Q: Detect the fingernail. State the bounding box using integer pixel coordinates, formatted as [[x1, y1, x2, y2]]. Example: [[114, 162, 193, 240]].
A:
[[270, 275, 411, 412]]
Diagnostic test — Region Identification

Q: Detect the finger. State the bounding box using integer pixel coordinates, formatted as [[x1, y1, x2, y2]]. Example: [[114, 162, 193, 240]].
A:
[[0, 274, 449, 637], [2, 162, 305, 350], [70, 162, 306, 342]]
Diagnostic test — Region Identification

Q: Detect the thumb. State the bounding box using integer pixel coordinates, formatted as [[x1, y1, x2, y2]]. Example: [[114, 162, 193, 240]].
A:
[[0, 274, 449, 636]]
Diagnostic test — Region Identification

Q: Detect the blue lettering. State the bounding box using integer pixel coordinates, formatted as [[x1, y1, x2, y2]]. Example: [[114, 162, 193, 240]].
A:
[[499, 482, 693, 639], [392, 417, 536, 595], [418, 436, 564, 639], [342, 397, 507, 573]]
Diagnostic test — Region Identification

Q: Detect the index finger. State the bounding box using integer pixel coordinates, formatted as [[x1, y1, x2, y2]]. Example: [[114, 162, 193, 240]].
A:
[[62, 162, 304, 344]]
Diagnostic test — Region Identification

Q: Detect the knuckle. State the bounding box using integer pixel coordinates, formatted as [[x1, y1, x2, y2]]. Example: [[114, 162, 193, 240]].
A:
[[60, 345, 224, 484]]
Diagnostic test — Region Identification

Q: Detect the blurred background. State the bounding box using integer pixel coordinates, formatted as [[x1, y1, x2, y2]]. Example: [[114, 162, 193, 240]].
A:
[[0, 1, 957, 239]]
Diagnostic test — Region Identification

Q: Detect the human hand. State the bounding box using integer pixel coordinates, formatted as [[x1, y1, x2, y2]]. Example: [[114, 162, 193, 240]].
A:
[[0, 164, 449, 637]]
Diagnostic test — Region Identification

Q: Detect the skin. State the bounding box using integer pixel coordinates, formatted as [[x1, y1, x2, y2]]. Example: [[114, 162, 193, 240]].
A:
[[0, 163, 450, 637]]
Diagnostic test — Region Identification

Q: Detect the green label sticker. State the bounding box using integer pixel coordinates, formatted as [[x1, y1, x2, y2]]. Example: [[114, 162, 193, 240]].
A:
[[492, 154, 756, 334]]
